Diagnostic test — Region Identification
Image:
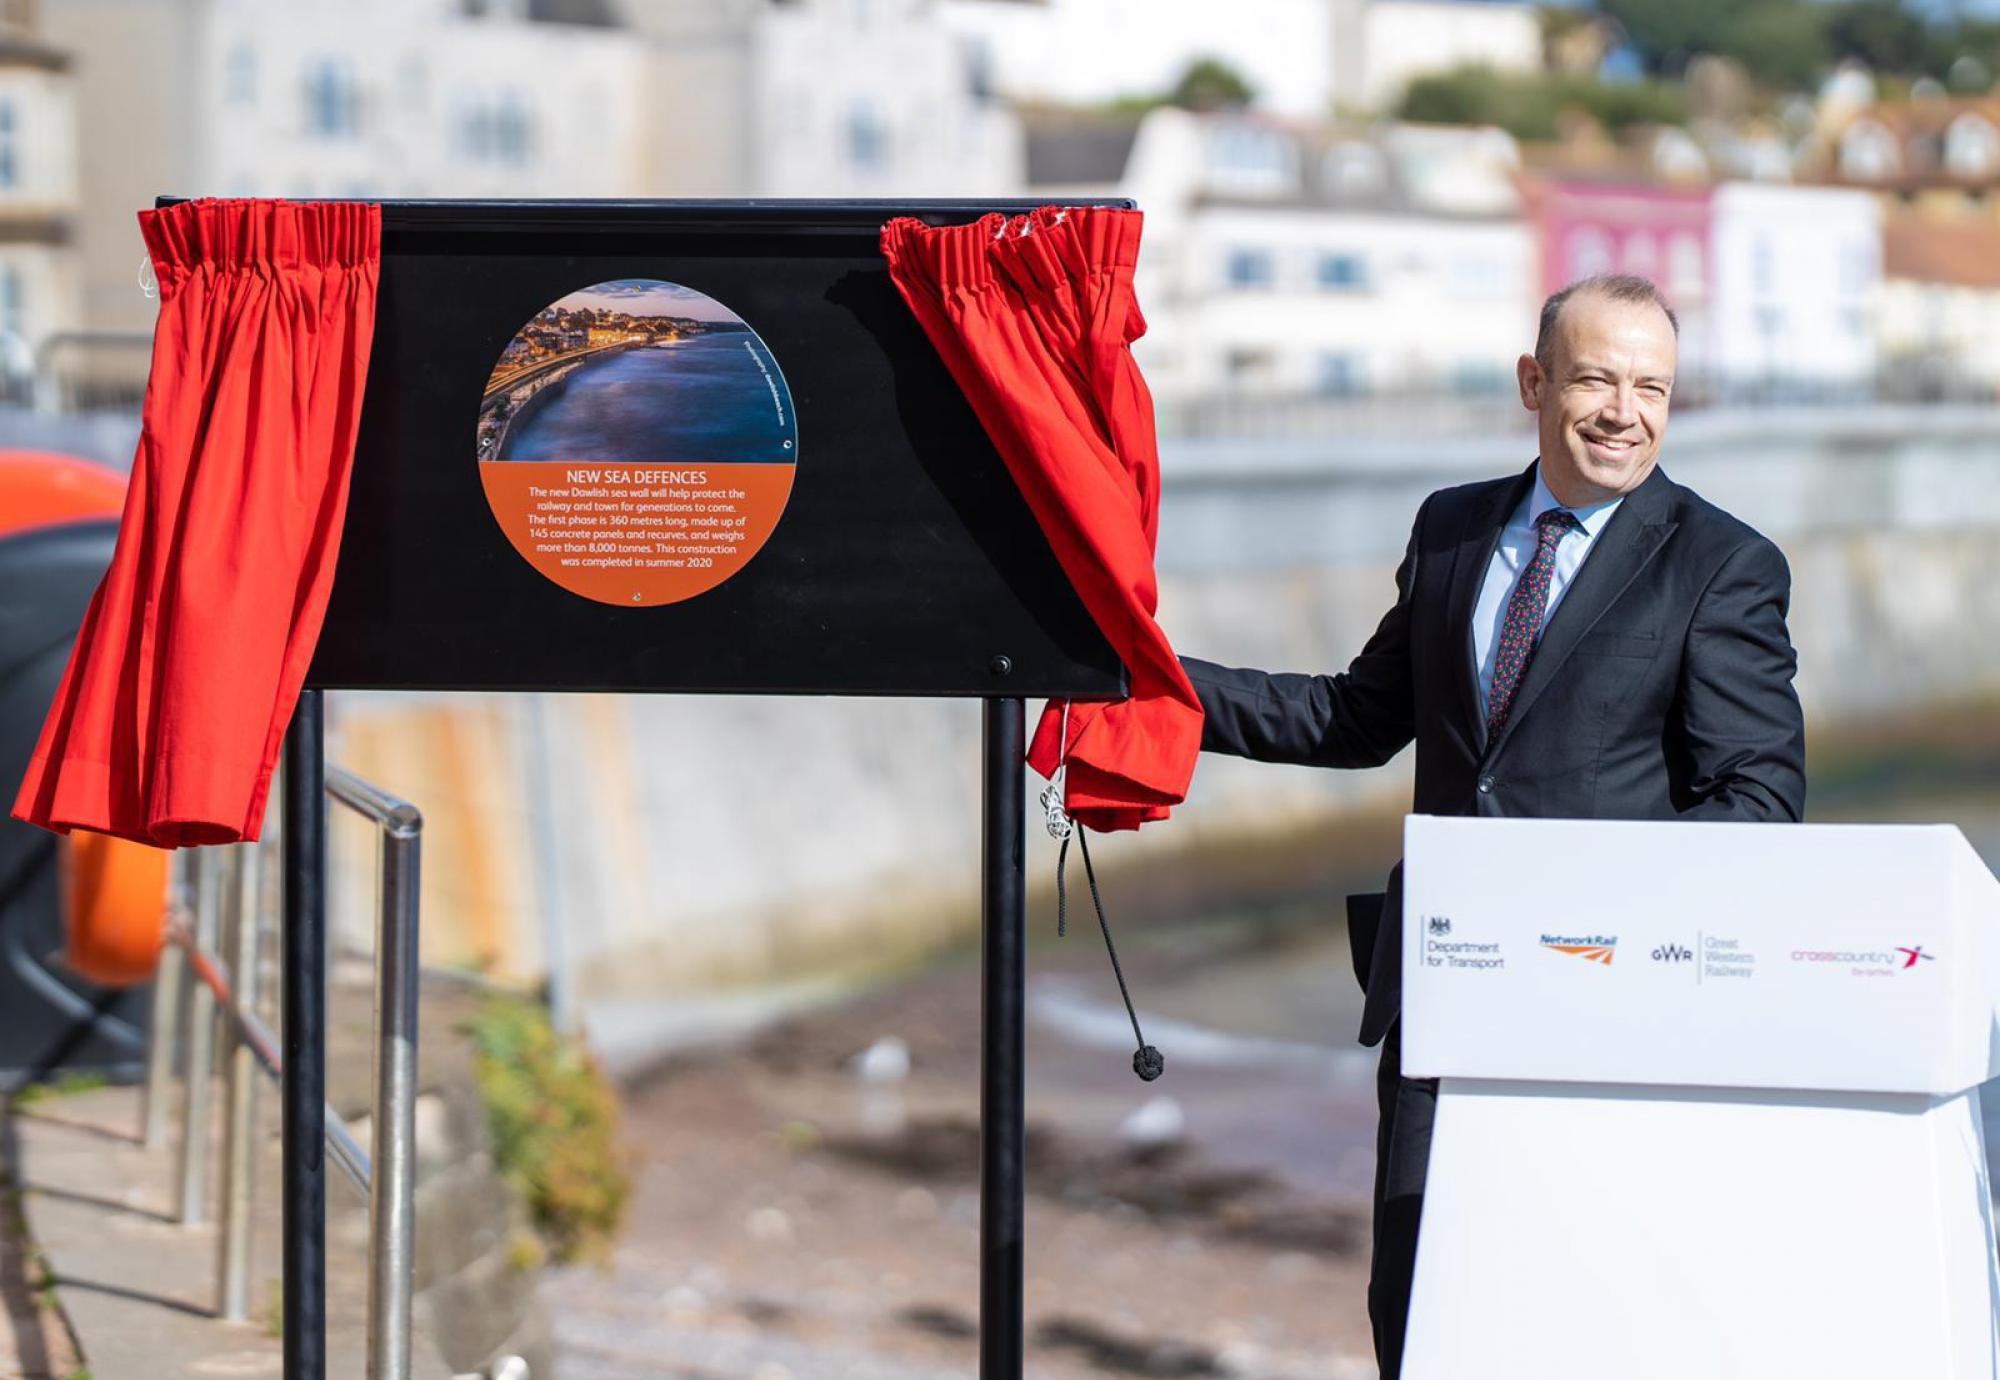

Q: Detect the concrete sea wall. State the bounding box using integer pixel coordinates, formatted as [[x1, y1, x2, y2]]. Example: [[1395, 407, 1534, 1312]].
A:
[[328, 406, 2000, 1054]]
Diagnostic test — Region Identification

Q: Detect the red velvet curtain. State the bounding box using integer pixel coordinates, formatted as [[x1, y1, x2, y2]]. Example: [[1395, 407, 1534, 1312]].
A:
[[880, 206, 1201, 832], [13, 199, 381, 847]]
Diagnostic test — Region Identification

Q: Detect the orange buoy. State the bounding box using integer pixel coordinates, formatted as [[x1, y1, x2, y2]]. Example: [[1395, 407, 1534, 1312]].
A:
[[59, 830, 169, 987], [0, 449, 126, 542]]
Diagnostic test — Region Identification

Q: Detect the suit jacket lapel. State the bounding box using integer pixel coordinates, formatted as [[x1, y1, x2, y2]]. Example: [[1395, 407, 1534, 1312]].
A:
[[1442, 462, 1536, 750], [1484, 466, 1679, 763]]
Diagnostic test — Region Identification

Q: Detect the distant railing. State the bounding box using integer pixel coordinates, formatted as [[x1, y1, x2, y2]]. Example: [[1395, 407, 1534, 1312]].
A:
[[1153, 366, 2000, 442]]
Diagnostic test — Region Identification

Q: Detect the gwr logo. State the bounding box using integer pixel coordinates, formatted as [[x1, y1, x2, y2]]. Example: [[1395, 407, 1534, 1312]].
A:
[[1652, 943, 1693, 963]]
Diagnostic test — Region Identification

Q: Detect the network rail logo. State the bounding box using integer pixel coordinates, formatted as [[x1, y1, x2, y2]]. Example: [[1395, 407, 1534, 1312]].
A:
[[1540, 933, 1618, 966]]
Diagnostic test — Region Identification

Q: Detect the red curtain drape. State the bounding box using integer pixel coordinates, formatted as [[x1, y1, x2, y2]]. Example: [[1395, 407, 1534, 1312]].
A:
[[879, 206, 1201, 832], [13, 199, 381, 847]]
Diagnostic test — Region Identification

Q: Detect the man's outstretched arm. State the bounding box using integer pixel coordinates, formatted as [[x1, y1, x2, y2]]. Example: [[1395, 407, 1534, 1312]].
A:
[[1179, 497, 1427, 770]]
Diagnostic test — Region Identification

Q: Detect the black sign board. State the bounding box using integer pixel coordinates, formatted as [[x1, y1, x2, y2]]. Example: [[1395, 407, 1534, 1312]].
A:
[[151, 198, 1129, 1380], [298, 199, 1130, 699]]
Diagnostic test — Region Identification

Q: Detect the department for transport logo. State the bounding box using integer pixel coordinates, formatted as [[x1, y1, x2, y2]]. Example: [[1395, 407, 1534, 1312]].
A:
[[1541, 933, 1618, 966], [1420, 917, 1505, 972]]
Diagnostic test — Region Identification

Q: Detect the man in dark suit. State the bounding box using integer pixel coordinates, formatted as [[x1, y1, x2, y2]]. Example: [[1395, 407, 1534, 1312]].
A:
[[1179, 274, 1806, 1378]]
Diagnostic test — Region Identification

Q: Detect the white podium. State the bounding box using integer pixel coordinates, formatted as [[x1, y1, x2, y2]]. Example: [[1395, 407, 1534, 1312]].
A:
[[1399, 815, 2000, 1380]]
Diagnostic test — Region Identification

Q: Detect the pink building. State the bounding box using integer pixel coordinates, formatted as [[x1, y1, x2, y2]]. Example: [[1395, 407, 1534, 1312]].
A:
[[1525, 178, 1715, 382]]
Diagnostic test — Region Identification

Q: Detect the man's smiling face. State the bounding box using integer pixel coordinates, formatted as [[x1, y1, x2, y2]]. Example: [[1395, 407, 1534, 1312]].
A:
[[1517, 288, 1676, 507]]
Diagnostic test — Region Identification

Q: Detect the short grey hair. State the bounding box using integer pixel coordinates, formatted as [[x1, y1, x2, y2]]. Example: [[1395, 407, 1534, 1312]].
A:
[[1535, 274, 1680, 372]]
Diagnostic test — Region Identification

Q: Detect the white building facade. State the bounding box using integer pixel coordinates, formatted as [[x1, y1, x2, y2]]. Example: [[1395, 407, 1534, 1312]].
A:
[[634, 0, 1022, 198], [0, 4, 81, 378], [45, 0, 649, 349], [196, 0, 648, 201], [1097, 110, 1537, 409], [1709, 182, 1880, 393]]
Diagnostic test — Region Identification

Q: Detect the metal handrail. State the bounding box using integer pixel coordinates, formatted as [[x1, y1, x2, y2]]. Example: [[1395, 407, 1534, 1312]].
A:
[[142, 765, 424, 1380], [167, 913, 374, 1195]]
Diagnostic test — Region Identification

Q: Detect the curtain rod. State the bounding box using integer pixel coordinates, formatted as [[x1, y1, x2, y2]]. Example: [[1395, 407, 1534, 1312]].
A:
[[153, 197, 1137, 234]]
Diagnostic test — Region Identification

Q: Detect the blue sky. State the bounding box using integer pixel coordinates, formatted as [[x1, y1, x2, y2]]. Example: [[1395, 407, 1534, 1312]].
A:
[[555, 279, 742, 324]]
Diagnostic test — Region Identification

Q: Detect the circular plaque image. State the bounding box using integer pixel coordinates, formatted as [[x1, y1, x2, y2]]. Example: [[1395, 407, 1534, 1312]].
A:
[[475, 278, 798, 606]]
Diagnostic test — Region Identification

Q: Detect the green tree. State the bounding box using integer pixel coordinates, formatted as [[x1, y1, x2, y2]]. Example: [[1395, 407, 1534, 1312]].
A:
[[1398, 65, 1687, 143], [1724, 2, 1834, 89], [1167, 56, 1257, 112], [1825, 0, 1936, 75], [1597, 0, 1753, 75], [1598, 0, 1830, 86]]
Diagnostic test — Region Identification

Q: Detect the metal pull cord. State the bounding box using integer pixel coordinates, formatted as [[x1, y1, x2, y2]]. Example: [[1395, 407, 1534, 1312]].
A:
[[1055, 825, 1165, 1082], [1042, 699, 1163, 1083]]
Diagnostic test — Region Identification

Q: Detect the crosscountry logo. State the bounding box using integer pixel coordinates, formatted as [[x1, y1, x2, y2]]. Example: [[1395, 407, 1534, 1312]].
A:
[[1896, 945, 1936, 969], [1541, 934, 1617, 965]]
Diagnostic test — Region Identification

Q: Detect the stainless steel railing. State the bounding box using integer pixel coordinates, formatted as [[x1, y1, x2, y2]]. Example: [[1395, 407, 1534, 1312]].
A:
[[139, 766, 426, 1380]]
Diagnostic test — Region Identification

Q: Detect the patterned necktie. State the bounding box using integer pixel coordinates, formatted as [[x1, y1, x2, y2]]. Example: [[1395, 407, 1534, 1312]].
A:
[[1486, 507, 1582, 738]]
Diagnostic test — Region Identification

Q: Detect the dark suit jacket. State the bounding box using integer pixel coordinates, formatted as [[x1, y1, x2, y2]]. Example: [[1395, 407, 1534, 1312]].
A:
[[1182, 462, 1806, 1046]]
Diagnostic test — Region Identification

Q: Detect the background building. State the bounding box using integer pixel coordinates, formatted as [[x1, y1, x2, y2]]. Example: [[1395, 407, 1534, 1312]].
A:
[[0, 0, 80, 397], [1523, 177, 1715, 387], [1879, 208, 2000, 398], [632, 0, 1022, 198], [1710, 181, 1880, 398], [44, 0, 647, 380]]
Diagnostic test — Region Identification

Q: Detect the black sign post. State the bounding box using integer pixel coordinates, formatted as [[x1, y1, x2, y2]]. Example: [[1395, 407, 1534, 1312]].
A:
[[234, 198, 1132, 1380]]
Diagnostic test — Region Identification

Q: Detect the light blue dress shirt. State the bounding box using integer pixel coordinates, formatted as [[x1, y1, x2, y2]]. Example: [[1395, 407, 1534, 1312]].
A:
[[1470, 466, 1624, 722]]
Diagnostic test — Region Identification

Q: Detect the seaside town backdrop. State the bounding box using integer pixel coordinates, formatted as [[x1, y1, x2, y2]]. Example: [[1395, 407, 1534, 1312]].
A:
[[5, 2, 2000, 1378]]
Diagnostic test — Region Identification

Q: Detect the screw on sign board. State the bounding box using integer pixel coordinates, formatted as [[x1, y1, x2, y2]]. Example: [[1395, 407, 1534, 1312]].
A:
[[147, 199, 1132, 1380]]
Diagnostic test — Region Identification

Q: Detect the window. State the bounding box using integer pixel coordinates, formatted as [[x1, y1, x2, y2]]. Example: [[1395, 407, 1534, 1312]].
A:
[[1204, 122, 1298, 195], [1226, 347, 1277, 385], [1621, 230, 1659, 280], [1841, 241, 1874, 296], [1317, 252, 1368, 290], [1752, 232, 1776, 296], [1316, 352, 1365, 396], [1323, 143, 1385, 198], [0, 102, 15, 189], [1838, 121, 1899, 180], [1447, 254, 1504, 298], [1, 264, 23, 338], [1452, 360, 1509, 395], [399, 57, 428, 111], [225, 44, 256, 106], [1565, 226, 1613, 281], [494, 92, 532, 166], [1226, 247, 1275, 289], [848, 100, 888, 173], [1946, 115, 1997, 177], [303, 57, 360, 139], [1668, 232, 1704, 298]]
